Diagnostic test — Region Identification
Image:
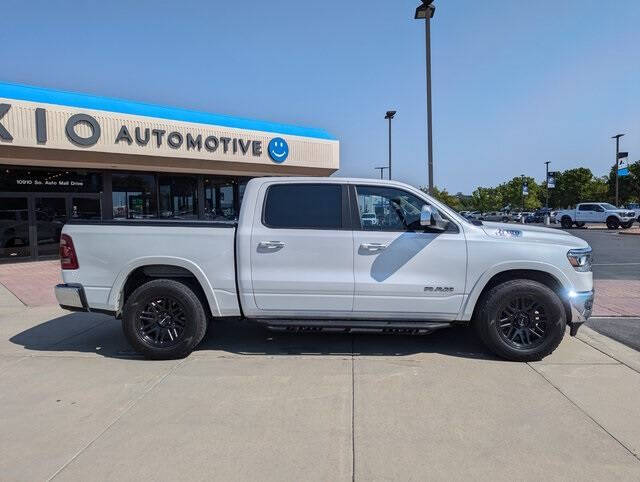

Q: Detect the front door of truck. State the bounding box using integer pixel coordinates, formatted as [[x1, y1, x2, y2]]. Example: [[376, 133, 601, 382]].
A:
[[250, 183, 354, 313], [350, 184, 466, 319]]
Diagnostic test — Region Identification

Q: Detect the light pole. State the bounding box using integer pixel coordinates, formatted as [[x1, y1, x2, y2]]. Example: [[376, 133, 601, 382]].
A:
[[374, 166, 388, 179], [384, 111, 396, 180], [612, 134, 624, 206], [414, 0, 436, 195], [544, 161, 550, 208]]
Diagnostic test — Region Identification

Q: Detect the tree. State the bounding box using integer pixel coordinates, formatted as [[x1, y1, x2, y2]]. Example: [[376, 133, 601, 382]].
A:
[[607, 160, 640, 206], [423, 186, 464, 211], [549, 168, 598, 208], [496, 176, 541, 211], [471, 186, 503, 212]]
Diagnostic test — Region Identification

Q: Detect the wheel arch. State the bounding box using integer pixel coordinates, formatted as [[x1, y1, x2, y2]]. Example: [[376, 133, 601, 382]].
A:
[[109, 257, 221, 318], [461, 267, 572, 324]]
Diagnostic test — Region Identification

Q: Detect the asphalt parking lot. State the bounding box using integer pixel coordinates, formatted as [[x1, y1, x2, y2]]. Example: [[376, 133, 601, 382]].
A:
[[553, 228, 640, 351]]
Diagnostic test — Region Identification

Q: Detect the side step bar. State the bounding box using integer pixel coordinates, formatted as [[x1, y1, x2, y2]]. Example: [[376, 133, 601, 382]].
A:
[[252, 319, 453, 335]]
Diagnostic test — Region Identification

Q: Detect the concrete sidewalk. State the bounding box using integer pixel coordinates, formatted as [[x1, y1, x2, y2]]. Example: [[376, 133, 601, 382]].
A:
[[1, 305, 639, 481]]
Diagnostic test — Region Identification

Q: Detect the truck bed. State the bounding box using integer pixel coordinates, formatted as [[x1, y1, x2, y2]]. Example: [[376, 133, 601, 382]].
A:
[[61, 220, 240, 316]]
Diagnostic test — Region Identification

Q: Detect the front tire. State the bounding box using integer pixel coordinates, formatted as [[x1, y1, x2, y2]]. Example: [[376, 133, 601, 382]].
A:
[[621, 221, 633, 229], [575, 222, 585, 228], [122, 279, 208, 359], [474, 279, 566, 362], [606, 217, 620, 230], [560, 216, 573, 229]]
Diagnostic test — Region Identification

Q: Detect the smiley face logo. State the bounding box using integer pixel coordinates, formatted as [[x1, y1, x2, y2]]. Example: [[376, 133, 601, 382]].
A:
[[268, 137, 289, 163]]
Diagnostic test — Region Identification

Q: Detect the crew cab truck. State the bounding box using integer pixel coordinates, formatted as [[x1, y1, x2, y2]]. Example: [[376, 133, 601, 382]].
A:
[[55, 177, 594, 362], [557, 203, 636, 230]]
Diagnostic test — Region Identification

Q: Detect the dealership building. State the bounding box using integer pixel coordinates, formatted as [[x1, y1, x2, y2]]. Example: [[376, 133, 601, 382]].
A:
[[0, 82, 339, 262]]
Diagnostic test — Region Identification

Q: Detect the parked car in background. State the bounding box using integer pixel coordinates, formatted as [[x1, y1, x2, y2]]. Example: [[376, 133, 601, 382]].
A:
[[550, 211, 558, 224], [626, 203, 640, 223], [527, 209, 553, 224], [465, 211, 482, 220], [480, 211, 510, 222], [55, 176, 594, 362], [557, 203, 636, 229]]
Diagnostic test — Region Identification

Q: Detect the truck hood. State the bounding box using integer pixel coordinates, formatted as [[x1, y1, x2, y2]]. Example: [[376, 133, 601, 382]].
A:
[[480, 222, 589, 249]]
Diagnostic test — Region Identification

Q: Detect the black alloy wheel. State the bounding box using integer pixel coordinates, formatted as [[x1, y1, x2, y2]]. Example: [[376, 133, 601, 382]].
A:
[[136, 296, 187, 348], [496, 296, 548, 349], [122, 278, 208, 359], [606, 217, 620, 230], [561, 217, 573, 229]]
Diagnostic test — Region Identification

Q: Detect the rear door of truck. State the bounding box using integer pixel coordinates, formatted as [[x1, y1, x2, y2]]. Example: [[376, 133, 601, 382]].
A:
[[249, 181, 354, 313]]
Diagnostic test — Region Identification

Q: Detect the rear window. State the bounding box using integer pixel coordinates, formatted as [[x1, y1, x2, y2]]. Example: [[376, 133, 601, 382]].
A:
[[263, 184, 342, 229]]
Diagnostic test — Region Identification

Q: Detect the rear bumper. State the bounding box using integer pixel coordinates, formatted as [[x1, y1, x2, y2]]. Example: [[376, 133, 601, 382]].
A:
[[55, 283, 89, 312], [568, 289, 594, 336]]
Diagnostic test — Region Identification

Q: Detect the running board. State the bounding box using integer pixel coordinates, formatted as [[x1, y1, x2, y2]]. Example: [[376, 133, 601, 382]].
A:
[[252, 319, 453, 335]]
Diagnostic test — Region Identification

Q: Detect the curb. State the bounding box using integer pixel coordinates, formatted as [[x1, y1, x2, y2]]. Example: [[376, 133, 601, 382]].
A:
[[577, 326, 640, 374]]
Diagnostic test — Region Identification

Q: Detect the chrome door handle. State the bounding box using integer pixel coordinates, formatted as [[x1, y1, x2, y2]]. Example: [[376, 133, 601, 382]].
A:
[[360, 242, 388, 251], [258, 240, 285, 249]]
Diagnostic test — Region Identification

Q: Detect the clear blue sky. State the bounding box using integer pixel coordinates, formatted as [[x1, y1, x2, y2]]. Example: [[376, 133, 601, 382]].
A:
[[2, 0, 639, 193]]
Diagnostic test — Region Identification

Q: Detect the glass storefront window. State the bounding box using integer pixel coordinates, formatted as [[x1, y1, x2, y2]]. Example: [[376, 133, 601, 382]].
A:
[[204, 178, 235, 221], [158, 175, 198, 219], [112, 173, 157, 219], [71, 198, 101, 220]]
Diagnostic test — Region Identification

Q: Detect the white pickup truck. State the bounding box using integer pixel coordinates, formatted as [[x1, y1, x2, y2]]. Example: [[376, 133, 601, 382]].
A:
[[557, 203, 636, 230], [55, 177, 594, 362]]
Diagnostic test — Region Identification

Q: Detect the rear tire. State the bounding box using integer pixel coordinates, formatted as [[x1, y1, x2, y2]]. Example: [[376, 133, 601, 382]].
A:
[[122, 279, 208, 360], [621, 221, 633, 229], [560, 217, 573, 229], [606, 217, 620, 230], [473, 279, 566, 362]]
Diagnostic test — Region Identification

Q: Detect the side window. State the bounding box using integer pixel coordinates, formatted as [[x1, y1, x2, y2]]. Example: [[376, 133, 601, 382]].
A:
[[354, 185, 450, 232], [578, 204, 592, 211], [594, 205, 605, 212], [263, 184, 342, 229]]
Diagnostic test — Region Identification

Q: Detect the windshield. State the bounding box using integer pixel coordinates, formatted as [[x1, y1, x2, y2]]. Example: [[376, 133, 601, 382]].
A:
[[601, 203, 617, 210]]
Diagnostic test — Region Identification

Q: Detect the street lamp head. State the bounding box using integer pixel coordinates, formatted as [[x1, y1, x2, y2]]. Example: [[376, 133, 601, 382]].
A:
[[611, 133, 625, 139], [385, 110, 396, 119], [414, 2, 435, 19]]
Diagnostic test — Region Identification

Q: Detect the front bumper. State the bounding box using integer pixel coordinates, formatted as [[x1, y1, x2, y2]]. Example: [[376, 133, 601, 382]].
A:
[[55, 283, 89, 312], [568, 289, 594, 335]]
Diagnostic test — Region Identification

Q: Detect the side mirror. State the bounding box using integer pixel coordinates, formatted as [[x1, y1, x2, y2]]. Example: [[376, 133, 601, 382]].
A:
[[420, 205, 448, 231]]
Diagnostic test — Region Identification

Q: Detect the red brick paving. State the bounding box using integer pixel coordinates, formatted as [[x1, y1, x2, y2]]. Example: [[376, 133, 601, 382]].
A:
[[593, 279, 640, 317], [0, 259, 638, 316], [0, 260, 61, 307]]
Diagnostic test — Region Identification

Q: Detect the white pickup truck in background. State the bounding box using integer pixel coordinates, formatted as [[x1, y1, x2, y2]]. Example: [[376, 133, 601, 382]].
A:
[[55, 177, 594, 362], [557, 202, 636, 230]]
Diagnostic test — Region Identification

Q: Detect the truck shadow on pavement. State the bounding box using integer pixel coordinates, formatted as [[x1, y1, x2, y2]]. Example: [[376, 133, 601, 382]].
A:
[[10, 312, 499, 361]]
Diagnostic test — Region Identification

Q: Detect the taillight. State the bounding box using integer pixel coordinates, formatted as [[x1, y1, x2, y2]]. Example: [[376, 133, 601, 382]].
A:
[[60, 234, 79, 270]]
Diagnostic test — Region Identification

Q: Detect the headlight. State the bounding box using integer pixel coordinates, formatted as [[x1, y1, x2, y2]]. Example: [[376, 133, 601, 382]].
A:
[[567, 247, 592, 272]]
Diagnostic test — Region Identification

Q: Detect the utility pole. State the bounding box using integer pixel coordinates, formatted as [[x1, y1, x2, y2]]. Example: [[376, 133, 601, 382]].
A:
[[545, 161, 550, 208], [612, 134, 624, 206], [384, 111, 396, 180], [414, 1, 436, 194]]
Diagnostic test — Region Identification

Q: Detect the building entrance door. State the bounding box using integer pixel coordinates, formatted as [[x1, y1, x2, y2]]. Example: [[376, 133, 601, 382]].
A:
[[0, 195, 31, 261], [0, 193, 101, 262]]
